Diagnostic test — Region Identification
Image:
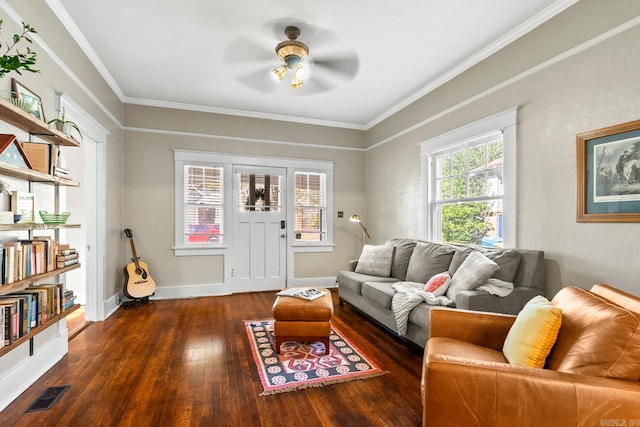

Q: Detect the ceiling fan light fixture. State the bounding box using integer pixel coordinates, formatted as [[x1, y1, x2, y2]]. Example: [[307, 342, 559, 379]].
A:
[[291, 77, 303, 89], [272, 65, 287, 82], [292, 63, 307, 81], [272, 26, 310, 90]]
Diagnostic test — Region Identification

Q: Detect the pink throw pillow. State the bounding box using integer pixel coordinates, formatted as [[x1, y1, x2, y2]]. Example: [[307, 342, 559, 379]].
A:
[[425, 272, 450, 293]]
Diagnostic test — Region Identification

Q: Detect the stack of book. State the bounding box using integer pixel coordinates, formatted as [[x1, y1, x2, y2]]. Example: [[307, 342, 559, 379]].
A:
[[56, 245, 79, 269], [63, 290, 75, 310], [0, 283, 66, 347], [1, 236, 59, 284]]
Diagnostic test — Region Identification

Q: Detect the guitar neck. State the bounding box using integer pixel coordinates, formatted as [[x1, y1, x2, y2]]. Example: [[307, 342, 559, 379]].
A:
[[129, 238, 140, 269]]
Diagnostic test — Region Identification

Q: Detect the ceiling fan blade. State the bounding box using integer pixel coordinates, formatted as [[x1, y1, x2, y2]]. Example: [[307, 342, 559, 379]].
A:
[[223, 36, 275, 66], [235, 68, 282, 94], [312, 52, 359, 82]]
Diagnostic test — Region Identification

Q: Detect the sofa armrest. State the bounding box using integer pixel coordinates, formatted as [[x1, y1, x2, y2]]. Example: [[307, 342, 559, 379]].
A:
[[422, 355, 640, 426], [455, 286, 543, 315], [428, 307, 515, 352], [348, 259, 358, 271]]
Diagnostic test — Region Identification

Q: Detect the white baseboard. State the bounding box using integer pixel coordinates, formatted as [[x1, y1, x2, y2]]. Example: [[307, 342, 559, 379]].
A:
[[103, 278, 337, 312], [150, 283, 231, 300], [286, 277, 338, 289]]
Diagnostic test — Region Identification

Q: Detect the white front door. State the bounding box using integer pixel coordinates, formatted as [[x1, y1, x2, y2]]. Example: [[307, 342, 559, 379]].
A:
[[230, 166, 287, 292]]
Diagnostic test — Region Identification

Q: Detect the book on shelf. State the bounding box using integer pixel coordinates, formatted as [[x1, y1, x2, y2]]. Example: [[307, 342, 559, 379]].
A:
[[21, 142, 50, 174], [56, 258, 79, 269], [0, 299, 20, 344], [0, 305, 4, 348], [57, 253, 79, 262], [276, 287, 327, 301]]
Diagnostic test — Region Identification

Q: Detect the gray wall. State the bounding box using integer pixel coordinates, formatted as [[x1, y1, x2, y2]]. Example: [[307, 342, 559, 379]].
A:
[[366, 0, 640, 297], [123, 104, 366, 287], [4, 0, 125, 299]]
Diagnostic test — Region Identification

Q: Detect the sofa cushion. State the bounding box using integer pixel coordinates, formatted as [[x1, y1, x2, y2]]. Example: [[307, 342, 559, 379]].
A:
[[446, 251, 498, 301], [449, 247, 521, 283], [547, 286, 640, 381], [428, 336, 509, 364], [425, 272, 450, 296], [502, 295, 562, 368], [405, 242, 456, 283], [390, 239, 417, 280], [361, 281, 396, 310], [337, 270, 397, 296], [355, 243, 394, 277]]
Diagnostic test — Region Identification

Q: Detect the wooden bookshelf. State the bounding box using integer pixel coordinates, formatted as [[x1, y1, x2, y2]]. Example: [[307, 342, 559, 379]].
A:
[[0, 223, 81, 231], [0, 160, 79, 186], [0, 97, 80, 147], [0, 303, 80, 357], [0, 263, 81, 296]]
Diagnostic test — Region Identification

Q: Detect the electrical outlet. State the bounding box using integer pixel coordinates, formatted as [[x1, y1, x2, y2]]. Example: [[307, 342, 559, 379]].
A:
[[338, 211, 343, 218]]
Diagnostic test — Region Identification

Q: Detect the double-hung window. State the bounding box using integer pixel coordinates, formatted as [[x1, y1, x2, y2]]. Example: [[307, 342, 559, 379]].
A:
[[421, 108, 517, 247], [183, 164, 224, 245], [294, 171, 327, 242], [175, 150, 333, 255]]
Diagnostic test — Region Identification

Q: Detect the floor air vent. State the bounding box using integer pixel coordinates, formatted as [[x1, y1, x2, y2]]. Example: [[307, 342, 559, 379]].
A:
[[24, 385, 70, 413]]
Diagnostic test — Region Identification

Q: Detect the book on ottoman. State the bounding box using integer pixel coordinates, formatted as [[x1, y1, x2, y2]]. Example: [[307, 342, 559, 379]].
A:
[[276, 287, 326, 301]]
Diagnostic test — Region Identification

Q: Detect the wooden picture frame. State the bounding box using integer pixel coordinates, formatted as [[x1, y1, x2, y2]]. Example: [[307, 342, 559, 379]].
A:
[[11, 191, 36, 223], [576, 118, 640, 222], [0, 134, 33, 169], [11, 78, 45, 122]]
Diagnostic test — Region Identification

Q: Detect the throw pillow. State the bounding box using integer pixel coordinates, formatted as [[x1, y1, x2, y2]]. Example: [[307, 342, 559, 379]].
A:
[[405, 242, 456, 283], [546, 286, 640, 380], [424, 272, 450, 296], [503, 295, 562, 368], [445, 250, 499, 301], [355, 243, 394, 277], [389, 239, 417, 281], [449, 248, 521, 283]]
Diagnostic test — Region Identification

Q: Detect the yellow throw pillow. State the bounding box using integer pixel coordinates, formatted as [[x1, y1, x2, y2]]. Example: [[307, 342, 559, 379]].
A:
[[503, 295, 562, 368]]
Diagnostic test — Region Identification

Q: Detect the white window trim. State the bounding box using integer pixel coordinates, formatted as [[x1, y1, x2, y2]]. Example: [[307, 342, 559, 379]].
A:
[[173, 150, 334, 256], [419, 107, 517, 247]]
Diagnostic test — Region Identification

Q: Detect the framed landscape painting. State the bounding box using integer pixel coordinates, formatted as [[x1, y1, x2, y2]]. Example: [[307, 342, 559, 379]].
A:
[[576, 118, 640, 222]]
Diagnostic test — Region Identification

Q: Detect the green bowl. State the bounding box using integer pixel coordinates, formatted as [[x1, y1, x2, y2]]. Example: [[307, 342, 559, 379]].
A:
[[39, 210, 71, 224], [1, 91, 39, 115]]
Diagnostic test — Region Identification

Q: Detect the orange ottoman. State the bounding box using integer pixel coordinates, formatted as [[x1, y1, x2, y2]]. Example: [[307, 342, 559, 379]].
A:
[[272, 288, 334, 355]]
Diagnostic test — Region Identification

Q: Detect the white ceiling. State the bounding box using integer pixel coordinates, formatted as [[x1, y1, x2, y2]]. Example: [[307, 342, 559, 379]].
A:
[[55, 0, 575, 129]]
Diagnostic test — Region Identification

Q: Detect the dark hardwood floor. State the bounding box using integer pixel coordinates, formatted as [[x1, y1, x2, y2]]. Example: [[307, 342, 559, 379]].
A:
[[0, 290, 424, 426]]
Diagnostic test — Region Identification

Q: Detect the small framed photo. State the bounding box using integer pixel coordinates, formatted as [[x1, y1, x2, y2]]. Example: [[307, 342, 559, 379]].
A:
[[11, 78, 45, 122], [576, 118, 640, 222], [10, 191, 36, 223]]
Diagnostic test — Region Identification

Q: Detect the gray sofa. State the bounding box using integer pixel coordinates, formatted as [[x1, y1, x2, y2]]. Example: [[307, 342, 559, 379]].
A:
[[337, 239, 545, 348]]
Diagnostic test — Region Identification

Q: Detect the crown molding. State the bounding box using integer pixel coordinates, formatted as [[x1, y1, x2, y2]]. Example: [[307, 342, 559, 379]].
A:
[[364, 0, 580, 129], [122, 97, 367, 131]]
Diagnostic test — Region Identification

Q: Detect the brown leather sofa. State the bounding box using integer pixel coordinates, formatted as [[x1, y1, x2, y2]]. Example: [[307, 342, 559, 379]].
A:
[[421, 284, 640, 426]]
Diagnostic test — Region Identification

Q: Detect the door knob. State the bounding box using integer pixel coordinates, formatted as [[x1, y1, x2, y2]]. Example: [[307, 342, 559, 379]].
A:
[[280, 234, 286, 238]]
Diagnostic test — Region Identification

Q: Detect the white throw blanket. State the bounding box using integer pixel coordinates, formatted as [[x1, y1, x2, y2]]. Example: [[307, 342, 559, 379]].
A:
[[390, 278, 514, 336], [391, 282, 453, 336]]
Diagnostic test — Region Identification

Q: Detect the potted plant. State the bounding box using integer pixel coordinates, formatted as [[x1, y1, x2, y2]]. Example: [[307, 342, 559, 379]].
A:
[[0, 20, 38, 79], [47, 107, 83, 140]]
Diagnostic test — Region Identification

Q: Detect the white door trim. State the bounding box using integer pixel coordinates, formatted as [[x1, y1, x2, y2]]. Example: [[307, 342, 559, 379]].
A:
[[58, 93, 109, 321]]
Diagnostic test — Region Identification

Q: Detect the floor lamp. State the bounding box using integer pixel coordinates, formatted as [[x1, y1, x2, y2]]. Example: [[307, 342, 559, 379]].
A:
[[350, 214, 371, 243]]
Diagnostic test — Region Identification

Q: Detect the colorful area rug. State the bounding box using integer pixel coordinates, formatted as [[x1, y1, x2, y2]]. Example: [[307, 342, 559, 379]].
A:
[[245, 319, 388, 395]]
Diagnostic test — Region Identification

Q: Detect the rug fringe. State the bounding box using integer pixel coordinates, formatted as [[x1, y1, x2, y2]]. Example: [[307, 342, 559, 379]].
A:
[[259, 370, 390, 396]]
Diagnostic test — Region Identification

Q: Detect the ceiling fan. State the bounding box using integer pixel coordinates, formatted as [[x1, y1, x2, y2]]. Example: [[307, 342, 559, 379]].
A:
[[272, 26, 309, 89], [223, 21, 359, 95]]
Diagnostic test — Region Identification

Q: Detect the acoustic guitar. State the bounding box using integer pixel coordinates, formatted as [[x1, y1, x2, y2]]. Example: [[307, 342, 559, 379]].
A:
[[123, 228, 156, 299]]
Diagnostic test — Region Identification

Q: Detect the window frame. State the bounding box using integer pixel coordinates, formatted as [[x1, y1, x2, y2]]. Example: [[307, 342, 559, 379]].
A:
[[293, 170, 329, 245], [174, 150, 334, 256], [420, 107, 517, 248]]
